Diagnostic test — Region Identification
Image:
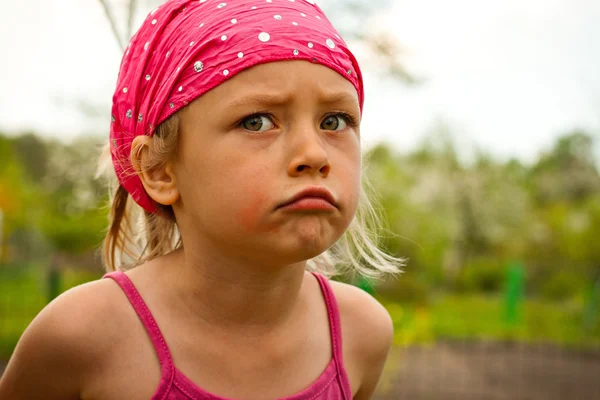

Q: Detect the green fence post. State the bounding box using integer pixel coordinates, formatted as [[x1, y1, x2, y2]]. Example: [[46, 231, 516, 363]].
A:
[[357, 276, 375, 295], [583, 276, 600, 332], [47, 263, 61, 303], [504, 261, 524, 326]]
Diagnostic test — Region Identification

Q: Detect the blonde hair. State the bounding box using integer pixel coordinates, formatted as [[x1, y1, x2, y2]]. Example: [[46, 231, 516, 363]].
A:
[[98, 111, 404, 279]]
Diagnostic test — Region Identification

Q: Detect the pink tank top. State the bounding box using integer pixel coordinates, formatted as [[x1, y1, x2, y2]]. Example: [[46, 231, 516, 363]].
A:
[[103, 271, 353, 400]]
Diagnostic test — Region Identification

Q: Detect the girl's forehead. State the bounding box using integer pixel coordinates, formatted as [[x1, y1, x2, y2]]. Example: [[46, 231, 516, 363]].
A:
[[222, 61, 359, 94], [191, 60, 360, 110]]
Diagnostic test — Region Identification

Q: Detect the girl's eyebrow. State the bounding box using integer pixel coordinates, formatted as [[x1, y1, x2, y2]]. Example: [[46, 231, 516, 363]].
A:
[[225, 91, 359, 109], [225, 93, 291, 109], [318, 92, 359, 106]]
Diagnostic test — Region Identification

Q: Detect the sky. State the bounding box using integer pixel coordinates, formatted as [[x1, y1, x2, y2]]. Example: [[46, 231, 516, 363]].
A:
[[0, 0, 599, 163]]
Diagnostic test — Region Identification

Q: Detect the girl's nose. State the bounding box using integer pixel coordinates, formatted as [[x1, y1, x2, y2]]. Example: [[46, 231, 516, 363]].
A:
[[286, 128, 331, 178]]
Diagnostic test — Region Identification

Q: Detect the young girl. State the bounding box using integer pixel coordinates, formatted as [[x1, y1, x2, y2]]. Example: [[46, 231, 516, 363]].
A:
[[0, 0, 402, 398]]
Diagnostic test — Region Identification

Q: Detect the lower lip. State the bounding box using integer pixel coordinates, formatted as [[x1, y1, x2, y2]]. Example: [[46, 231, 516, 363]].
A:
[[280, 197, 336, 211]]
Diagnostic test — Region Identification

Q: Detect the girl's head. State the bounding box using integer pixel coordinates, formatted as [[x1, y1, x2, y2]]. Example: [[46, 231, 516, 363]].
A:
[[101, 0, 402, 277]]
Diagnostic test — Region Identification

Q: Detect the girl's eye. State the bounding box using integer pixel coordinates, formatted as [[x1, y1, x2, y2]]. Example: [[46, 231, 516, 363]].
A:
[[320, 114, 348, 131], [241, 115, 274, 132]]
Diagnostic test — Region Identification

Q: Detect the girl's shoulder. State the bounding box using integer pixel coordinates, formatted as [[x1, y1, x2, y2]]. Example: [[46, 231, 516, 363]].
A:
[[0, 277, 132, 399], [33, 277, 132, 351], [327, 278, 393, 349], [326, 278, 394, 399]]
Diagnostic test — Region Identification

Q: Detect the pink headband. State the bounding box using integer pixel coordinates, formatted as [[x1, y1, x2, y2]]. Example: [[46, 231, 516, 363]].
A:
[[110, 0, 364, 213]]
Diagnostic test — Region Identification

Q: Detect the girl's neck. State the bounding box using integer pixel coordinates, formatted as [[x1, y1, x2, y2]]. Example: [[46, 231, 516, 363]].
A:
[[158, 248, 308, 334]]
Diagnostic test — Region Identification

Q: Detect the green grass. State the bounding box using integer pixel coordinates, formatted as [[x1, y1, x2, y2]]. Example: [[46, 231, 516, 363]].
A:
[[383, 293, 600, 350]]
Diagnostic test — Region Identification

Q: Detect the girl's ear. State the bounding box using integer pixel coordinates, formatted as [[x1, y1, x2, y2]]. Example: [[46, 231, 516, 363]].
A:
[[130, 135, 180, 206]]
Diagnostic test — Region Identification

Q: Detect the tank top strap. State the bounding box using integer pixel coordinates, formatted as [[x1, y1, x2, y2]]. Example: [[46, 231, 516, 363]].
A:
[[103, 271, 174, 377], [310, 272, 352, 399]]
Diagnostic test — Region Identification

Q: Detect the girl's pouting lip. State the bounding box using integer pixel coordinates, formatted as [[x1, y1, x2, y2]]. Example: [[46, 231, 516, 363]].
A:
[[280, 197, 336, 211], [276, 186, 338, 212]]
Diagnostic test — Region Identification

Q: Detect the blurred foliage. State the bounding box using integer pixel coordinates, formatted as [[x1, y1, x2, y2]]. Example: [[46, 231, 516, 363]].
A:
[[358, 128, 600, 348], [363, 129, 600, 302], [455, 257, 506, 294], [0, 133, 106, 267]]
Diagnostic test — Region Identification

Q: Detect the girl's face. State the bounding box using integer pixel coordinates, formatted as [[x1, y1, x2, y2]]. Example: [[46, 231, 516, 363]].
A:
[[173, 60, 361, 266]]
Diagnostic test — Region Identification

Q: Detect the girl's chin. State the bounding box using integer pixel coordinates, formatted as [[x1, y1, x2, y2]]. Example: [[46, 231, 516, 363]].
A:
[[273, 239, 337, 264]]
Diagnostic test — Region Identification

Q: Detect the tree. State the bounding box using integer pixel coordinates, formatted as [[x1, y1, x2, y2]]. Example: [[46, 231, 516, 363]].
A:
[[0, 134, 41, 264], [530, 131, 600, 204], [1, 133, 107, 267]]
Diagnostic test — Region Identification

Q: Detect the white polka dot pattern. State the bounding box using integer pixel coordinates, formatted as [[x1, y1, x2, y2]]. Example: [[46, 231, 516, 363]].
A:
[[258, 32, 270, 42]]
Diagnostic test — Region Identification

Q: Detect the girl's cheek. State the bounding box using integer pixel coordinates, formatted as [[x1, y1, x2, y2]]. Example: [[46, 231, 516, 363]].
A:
[[234, 162, 279, 232], [237, 190, 266, 232], [234, 182, 280, 234]]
